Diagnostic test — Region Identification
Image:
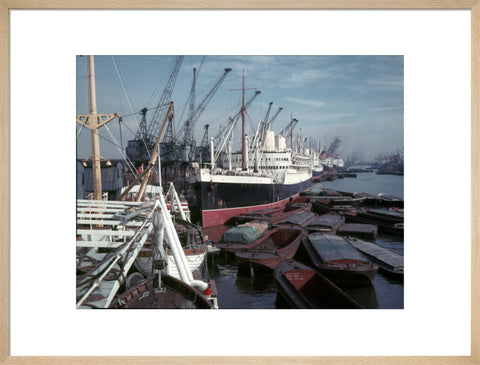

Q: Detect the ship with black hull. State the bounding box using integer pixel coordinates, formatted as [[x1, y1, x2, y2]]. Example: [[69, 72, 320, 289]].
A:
[[188, 72, 312, 228], [190, 160, 312, 227]]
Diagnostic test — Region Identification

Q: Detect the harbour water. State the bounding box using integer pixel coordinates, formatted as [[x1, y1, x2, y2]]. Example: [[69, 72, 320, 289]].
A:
[[205, 171, 404, 309]]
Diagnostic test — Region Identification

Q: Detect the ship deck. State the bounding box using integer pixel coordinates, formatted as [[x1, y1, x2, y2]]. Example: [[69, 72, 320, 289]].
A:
[[76, 199, 156, 308]]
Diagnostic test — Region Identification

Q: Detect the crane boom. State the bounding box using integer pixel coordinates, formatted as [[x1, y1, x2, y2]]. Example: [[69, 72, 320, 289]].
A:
[[147, 56, 184, 144], [263, 102, 273, 126], [176, 68, 231, 161], [266, 107, 283, 130], [126, 56, 183, 165], [188, 68, 197, 122], [279, 117, 298, 137], [179, 68, 232, 144], [256, 102, 273, 146], [279, 117, 299, 150]]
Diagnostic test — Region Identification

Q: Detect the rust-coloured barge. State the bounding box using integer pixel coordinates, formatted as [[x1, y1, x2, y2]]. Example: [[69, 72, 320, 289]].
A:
[[234, 205, 305, 225], [274, 259, 363, 309], [234, 227, 305, 273]]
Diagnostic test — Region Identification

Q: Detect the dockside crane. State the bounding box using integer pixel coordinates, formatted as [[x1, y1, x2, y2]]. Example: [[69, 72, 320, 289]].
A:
[[263, 102, 273, 128], [135, 107, 148, 141], [252, 102, 273, 147], [201, 124, 210, 147], [194, 123, 210, 163], [147, 56, 184, 145], [126, 56, 184, 164], [255, 105, 284, 149], [188, 68, 198, 125], [176, 67, 232, 161], [278, 117, 298, 150], [266, 107, 283, 131]]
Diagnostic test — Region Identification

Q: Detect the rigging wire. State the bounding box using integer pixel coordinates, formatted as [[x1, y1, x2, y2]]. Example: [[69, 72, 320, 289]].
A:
[[118, 102, 169, 119], [76, 124, 86, 139], [111, 56, 139, 125], [103, 123, 139, 177], [144, 57, 170, 108], [111, 56, 156, 163]]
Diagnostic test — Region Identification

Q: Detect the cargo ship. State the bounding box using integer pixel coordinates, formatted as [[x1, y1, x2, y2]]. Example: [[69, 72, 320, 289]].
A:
[[188, 72, 312, 228]]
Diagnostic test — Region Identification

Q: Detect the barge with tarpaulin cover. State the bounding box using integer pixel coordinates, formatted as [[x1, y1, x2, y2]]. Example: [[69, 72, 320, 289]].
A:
[[346, 237, 404, 281], [234, 205, 306, 225], [276, 210, 317, 228], [343, 208, 404, 236], [215, 221, 271, 255], [306, 213, 345, 234], [301, 233, 378, 287], [337, 223, 378, 241]]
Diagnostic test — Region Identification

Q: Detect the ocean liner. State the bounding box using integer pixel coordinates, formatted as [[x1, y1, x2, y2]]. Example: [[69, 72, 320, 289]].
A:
[[188, 73, 312, 228], [312, 152, 324, 177]]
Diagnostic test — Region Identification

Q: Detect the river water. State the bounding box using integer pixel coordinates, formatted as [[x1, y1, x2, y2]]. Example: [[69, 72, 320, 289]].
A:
[[205, 171, 404, 309]]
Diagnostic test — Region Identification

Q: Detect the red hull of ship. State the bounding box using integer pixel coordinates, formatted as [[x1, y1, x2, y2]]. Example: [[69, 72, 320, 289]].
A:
[[201, 194, 299, 228]]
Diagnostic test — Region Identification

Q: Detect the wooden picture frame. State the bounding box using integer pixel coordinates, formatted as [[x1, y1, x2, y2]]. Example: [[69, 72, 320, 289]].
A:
[[1, 1, 478, 364]]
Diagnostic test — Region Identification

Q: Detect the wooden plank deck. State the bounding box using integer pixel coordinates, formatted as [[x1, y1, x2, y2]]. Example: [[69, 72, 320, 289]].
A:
[[347, 237, 403, 270]]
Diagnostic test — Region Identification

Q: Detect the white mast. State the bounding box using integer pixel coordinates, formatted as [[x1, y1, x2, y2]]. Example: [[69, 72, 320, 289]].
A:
[[76, 56, 117, 200]]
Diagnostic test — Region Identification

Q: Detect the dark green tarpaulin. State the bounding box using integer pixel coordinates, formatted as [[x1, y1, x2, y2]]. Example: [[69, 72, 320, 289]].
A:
[[221, 222, 269, 243], [308, 233, 368, 262]]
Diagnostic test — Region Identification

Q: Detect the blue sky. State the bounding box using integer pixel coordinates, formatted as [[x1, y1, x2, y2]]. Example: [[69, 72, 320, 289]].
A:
[[76, 55, 403, 161]]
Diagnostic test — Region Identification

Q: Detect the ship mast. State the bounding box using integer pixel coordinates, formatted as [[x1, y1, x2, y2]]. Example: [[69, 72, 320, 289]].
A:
[[241, 70, 246, 169], [230, 70, 256, 170], [76, 55, 117, 200]]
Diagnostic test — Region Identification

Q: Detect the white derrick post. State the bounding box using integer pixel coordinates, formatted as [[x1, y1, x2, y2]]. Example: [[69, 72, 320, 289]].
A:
[[228, 142, 232, 171], [76, 55, 117, 201], [210, 137, 215, 171]]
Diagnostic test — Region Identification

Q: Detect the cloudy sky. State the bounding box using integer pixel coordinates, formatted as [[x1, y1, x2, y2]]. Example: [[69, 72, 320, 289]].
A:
[[76, 55, 403, 161]]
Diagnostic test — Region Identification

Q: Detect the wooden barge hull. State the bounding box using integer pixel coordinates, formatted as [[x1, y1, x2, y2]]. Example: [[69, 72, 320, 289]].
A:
[[234, 228, 304, 272], [346, 237, 404, 281], [215, 242, 248, 254], [306, 213, 345, 234], [302, 234, 378, 288], [234, 206, 305, 225], [337, 223, 378, 241], [276, 211, 317, 228], [343, 213, 404, 236], [235, 239, 301, 271], [274, 260, 362, 309], [316, 261, 378, 287]]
